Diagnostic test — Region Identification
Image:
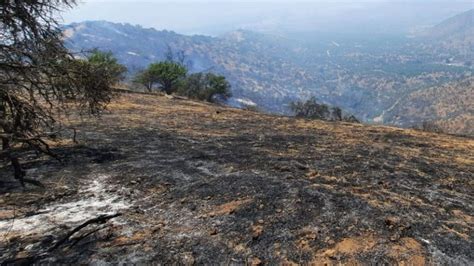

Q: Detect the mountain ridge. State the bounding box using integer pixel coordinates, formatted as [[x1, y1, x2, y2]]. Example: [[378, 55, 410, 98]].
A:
[[64, 14, 473, 135], [418, 9, 473, 55], [421, 9, 473, 39]]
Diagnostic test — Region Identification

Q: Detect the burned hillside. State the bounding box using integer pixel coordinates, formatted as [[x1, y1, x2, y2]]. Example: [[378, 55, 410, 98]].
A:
[[1, 92, 473, 264]]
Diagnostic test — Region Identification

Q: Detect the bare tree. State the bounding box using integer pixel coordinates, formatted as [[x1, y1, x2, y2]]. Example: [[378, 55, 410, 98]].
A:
[[0, 1, 122, 186]]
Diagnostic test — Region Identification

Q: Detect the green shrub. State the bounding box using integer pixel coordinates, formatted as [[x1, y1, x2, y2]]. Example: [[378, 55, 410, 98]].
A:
[[87, 50, 127, 84], [177, 73, 232, 103], [134, 61, 187, 93]]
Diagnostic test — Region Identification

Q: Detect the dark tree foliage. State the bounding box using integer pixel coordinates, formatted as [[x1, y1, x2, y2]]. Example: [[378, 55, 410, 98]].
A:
[[290, 97, 330, 120], [343, 115, 360, 123], [0, 1, 124, 186], [87, 50, 127, 84], [133, 69, 154, 92], [415, 121, 444, 134], [134, 62, 187, 94], [332, 107, 343, 121], [290, 97, 359, 123], [177, 73, 232, 103], [134, 47, 191, 93]]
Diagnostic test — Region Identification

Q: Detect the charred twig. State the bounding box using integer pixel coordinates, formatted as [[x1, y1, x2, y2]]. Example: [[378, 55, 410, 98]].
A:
[[48, 213, 122, 252], [21, 178, 45, 188], [72, 128, 78, 144], [70, 225, 108, 248], [1, 255, 40, 265]]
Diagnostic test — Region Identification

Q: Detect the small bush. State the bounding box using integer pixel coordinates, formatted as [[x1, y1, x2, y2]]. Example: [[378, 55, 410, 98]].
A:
[[290, 97, 359, 123], [290, 97, 330, 120], [415, 121, 444, 133]]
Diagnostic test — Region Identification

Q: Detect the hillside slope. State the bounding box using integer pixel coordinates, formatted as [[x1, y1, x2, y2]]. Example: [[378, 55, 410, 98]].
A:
[[1, 92, 472, 264], [385, 77, 474, 135], [64, 21, 473, 134], [419, 9, 474, 55], [63, 21, 315, 112]]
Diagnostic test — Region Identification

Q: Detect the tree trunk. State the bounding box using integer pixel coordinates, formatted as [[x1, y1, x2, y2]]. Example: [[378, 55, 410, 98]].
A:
[[0, 102, 26, 186], [163, 81, 173, 95], [146, 82, 153, 92], [2, 137, 26, 186]]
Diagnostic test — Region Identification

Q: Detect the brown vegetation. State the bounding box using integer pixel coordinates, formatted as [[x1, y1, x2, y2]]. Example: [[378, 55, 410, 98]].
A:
[[389, 77, 473, 136], [0, 92, 472, 264]]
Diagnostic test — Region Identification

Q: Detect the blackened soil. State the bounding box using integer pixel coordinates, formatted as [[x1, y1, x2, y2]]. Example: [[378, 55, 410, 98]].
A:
[[0, 93, 473, 265]]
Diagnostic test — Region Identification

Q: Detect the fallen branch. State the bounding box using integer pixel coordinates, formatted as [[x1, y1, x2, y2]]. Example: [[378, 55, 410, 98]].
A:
[[72, 128, 78, 144], [48, 213, 122, 252], [70, 225, 108, 248], [22, 178, 45, 188]]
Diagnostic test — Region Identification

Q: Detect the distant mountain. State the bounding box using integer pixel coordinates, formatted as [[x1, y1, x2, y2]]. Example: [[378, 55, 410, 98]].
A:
[[63, 21, 216, 73], [418, 9, 473, 56], [63, 21, 323, 112], [421, 9, 473, 40], [64, 21, 473, 135]]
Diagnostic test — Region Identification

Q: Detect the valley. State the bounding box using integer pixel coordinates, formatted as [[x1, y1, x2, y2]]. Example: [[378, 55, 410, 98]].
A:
[[64, 10, 473, 135], [1, 2, 473, 264]]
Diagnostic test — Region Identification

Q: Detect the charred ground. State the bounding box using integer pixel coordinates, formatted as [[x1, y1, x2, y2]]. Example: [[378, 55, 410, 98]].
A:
[[0, 92, 473, 264]]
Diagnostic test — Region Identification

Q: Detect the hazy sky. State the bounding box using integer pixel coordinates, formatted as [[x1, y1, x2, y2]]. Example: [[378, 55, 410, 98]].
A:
[[63, 0, 473, 35]]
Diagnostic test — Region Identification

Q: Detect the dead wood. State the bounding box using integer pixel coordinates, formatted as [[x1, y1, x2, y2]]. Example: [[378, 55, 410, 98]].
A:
[[48, 213, 122, 252]]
